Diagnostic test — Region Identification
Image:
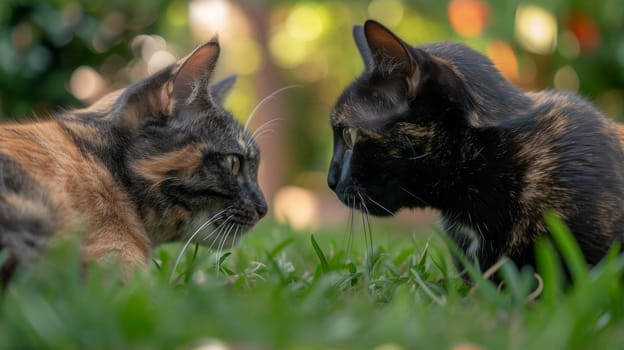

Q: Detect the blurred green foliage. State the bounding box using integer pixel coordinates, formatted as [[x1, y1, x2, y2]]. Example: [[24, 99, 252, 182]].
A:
[[0, 0, 170, 117]]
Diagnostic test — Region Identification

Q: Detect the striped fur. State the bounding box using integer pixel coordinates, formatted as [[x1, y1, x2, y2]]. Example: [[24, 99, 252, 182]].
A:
[[0, 40, 267, 285]]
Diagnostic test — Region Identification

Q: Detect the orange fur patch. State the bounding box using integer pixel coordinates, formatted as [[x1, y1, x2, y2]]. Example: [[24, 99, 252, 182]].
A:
[[0, 120, 151, 269], [64, 121, 105, 147], [132, 145, 205, 184]]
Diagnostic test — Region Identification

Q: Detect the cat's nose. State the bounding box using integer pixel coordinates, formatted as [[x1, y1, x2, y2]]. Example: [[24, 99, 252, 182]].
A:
[[328, 162, 340, 190], [328, 172, 338, 190], [328, 150, 351, 191], [255, 198, 268, 218]]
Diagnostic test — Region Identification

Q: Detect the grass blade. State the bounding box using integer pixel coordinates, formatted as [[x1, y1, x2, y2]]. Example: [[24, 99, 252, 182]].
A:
[[544, 212, 588, 283], [268, 237, 295, 258], [310, 235, 329, 273], [410, 268, 446, 305], [535, 238, 564, 307]]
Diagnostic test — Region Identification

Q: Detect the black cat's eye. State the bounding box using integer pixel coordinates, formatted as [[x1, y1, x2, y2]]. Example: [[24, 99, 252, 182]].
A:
[[225, 154, 241, 175], [342, 127, 358, 149]]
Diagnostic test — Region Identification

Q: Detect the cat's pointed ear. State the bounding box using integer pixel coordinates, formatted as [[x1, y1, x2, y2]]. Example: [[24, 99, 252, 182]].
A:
[[209, 74, 237, 105], [111, 68, 171, 130], [164, 39, 221, 113], [112, 40, 220, 130], [364, 20, 421, 95], [353, 25, 374, 72]]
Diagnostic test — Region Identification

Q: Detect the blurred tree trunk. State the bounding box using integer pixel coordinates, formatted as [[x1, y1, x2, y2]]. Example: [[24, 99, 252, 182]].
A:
[[238, 1, 290, 210]]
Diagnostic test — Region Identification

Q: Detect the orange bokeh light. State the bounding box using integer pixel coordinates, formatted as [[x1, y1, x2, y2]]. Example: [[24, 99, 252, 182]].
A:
[[487, 40, 518, 83], [568, 13, 601, 54], [448, 0, 488, 37]]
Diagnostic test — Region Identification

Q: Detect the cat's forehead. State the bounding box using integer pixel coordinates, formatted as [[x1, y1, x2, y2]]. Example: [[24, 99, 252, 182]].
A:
[[229, 123, 259, 158], [331, 78, 409, 129], [181, 108, 258, 158], [211, 122, 257, 157]]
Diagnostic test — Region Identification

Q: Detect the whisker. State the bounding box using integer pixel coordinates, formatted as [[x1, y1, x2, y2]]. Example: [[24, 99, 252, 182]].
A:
[[347, 195, 355, 257], [228, 225, 241, 271], [244, 84, 302, 130], [203, 222, 234, 276], [233, 225, 241, 248], [342, 194, 355, 258], [207, 223, 230, 273], [218, 224, 234, 255], [251, 118, 284, 137], [358, 202, 367, 251], [247, 118, 284, 148], [357, 192, 374, 274], [399, 186, 430, 206], [215, 224, 235, 274], [357, 197, 369, 250], [250, 129, 279, 145], [363, 204, 373, 255], [365, 194, 395, 216], [250, 118, 283, 139], [170, 208, 230, 281], [404, 136, 428, 160], [203, 215, 234, 244], [358, 202, 372, 274], [473, 146, 485, 160], [206, 225, 225, 251]]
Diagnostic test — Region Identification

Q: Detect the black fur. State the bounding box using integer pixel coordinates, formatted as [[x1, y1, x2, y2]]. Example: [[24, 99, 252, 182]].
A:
[[329, 20, 624, 271]]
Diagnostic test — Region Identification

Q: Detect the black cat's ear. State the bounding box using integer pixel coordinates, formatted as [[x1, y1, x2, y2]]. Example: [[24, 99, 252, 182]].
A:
[[364, 20, 421, 95], [353, 25, 374, 72], [209, 74, 237, 105]]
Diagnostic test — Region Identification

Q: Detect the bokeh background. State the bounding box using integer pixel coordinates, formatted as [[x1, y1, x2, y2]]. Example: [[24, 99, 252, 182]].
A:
[[1, 0, 623, 232]]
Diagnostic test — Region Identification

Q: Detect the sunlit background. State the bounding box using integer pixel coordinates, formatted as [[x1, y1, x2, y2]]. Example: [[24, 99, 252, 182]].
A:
[[1, 0, 624, 232]]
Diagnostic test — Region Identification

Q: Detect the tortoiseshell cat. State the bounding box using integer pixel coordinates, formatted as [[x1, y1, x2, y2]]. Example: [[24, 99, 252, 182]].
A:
[[0, 39, 267, 285], [328, 20, 624, 271]]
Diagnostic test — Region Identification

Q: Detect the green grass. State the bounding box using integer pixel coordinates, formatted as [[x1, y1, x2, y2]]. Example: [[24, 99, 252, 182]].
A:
[[2, 215, 624, 350]]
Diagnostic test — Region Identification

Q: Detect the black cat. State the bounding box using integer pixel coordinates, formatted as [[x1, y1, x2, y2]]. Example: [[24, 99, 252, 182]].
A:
[[328, 20, 624, 271]]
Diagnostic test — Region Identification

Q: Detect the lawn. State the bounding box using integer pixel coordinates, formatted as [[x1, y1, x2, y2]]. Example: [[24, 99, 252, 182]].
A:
[[1, 215, 624, 350]]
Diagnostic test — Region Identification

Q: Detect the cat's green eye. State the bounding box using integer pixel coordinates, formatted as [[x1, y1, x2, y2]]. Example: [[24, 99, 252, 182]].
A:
[[342, 127, 358, 149], [225, 155, 241, 175]]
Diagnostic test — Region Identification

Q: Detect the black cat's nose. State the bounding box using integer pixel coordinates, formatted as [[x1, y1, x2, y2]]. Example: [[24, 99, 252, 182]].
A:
[[255, 199, 268, 218], [328, 163, 339, 190], [328, 173, 337, 190]]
